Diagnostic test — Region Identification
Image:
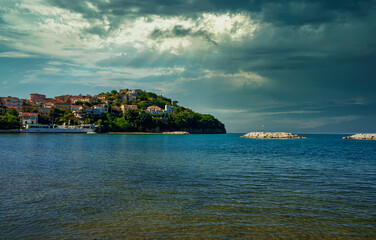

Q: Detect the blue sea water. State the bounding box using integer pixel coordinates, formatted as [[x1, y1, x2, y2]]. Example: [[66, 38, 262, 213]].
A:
[[0, 133, 375, 239]]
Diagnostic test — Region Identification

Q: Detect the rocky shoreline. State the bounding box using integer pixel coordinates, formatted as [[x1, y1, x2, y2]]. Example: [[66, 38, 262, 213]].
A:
[[163, 131, 190, 135], [343, 133, 376, 140], [241, 132, 306, 139]]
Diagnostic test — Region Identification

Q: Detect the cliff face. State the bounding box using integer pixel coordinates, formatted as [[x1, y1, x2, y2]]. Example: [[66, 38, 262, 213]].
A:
[[241, 132, 305, 139]]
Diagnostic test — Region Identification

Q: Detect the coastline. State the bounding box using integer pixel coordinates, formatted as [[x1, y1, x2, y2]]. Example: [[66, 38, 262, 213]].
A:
[[108, 131, 190, 135]]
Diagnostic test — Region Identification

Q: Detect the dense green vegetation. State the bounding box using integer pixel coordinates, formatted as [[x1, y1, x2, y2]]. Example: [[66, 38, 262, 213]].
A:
[[98, 109, 225, 133], [0, 109, 20, 130]]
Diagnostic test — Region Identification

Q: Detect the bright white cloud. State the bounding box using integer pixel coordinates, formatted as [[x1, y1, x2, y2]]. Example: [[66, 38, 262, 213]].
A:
[[0, 1, 258, 63], [0, 51, 35, 58]]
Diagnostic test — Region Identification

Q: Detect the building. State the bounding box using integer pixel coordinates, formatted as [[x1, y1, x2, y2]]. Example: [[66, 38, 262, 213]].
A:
[[70, 105, 83, 112], [53, 101, 70, 111], [164, 105, 175, 113], [3, 96, 23, 110], [38, 107, 51, 118], [119, 89, 128, 94], [70, 96, 82, 103], [81, 96, 92, 103], [20, 112, 39, 125], [54, 95, 72, 102], [30, 93, 46, 103], [125, 90, 138, 102], [93, 104, 109, 114], [97, 94, 109, 101], [121, 104, 138, 113], [0, 107, 6, 115], [127, 90, 138, 95], [43, 102, 54, 109], [145, 106, 164, 114], [73, 111, 85, 119], [126, 94, 137, 101]]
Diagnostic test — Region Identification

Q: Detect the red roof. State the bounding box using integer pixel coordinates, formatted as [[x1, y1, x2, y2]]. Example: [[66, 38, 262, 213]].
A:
[[21, 112, 38, 116]]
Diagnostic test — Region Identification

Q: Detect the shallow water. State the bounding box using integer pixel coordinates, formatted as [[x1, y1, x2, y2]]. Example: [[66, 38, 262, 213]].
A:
[[0, 133, 375, 239]]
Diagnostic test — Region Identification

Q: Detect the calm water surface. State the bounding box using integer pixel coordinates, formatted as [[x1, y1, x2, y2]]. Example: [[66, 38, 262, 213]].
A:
[[0, 133, 375, 239]]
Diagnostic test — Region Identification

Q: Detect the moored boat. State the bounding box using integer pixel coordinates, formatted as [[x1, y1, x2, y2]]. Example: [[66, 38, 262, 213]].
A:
[[21, 124, 95, 133]]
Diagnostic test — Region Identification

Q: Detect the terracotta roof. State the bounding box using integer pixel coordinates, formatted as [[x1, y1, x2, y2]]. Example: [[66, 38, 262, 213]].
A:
[[21, 112, 39, 116]]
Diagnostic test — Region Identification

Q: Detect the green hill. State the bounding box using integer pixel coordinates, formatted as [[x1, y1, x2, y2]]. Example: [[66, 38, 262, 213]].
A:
[[98, 90, 226, 133]]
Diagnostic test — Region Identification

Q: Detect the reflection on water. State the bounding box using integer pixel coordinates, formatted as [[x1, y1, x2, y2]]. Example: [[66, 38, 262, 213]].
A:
[[0, 134, 375, 239]]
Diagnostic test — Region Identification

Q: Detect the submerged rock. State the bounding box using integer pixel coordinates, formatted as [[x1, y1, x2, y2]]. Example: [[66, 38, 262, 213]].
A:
[[343, 133, 376, 140], [241, 132, 306, 139]]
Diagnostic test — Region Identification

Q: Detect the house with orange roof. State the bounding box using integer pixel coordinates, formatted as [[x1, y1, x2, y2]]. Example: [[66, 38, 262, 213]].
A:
[[145, 106, 164, 114], [3, 96, 23, 110], [20, 112, 39, 125], [97, 94, 109, 101], [30, 93, 46, 103]]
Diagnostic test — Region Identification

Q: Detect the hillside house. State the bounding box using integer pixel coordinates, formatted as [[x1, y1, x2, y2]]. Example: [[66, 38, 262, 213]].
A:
[[30, 93, 46, 103], [146, 106, 164, 114], [121, 104, 138, 113]]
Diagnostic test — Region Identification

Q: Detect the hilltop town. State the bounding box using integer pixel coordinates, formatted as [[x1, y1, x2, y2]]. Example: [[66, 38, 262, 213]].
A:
[[0, 89, 226, 133]]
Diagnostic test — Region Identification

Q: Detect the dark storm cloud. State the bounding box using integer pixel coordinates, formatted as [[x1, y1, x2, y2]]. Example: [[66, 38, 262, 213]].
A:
[[150, 25, 217, 45], [47, 0, 376, 25]]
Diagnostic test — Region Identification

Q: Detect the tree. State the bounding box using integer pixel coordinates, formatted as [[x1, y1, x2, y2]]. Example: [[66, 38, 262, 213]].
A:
[[7, 109, 18, 117], [0, 111, 20, 129]]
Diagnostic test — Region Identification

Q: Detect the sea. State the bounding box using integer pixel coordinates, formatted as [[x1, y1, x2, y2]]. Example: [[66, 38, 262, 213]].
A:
[[0, 133, 375, 239]]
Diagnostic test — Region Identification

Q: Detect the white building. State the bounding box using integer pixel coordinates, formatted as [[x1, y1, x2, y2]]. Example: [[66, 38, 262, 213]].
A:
[[73, 111, 86, 119], [20, 112, 38, 125], [164, 105, 175, 113], [93, 104, 109, 114]]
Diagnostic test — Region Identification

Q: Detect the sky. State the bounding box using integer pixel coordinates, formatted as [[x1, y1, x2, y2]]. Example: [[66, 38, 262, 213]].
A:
[[0, 0, 375, 133]]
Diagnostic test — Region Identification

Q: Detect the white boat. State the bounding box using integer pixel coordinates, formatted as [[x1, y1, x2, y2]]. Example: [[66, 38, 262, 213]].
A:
[[21, 124, 95, 133]]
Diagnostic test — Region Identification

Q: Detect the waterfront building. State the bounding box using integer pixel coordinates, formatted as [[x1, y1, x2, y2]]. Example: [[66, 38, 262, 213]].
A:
[[20, 112, 39, 125]]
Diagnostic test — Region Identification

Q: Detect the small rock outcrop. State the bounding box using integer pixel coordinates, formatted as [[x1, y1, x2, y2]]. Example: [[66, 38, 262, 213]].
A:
[[241, 132, 306, 139], [343, 133, 376, 140]]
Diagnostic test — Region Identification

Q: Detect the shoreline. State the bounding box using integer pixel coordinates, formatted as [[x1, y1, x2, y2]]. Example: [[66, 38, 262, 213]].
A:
[[108, 131, 190, 135]]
